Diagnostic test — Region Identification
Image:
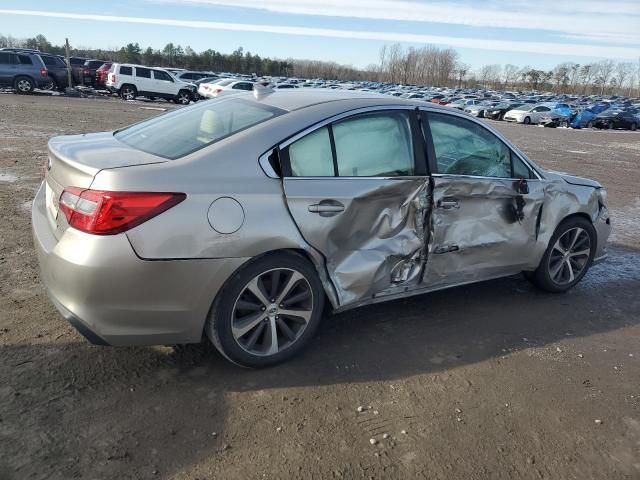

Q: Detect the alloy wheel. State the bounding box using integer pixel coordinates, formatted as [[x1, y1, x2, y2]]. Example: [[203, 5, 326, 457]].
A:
[[547, 227, 591, 285], [231, 268, 314, 356], [122, 87, 135, 100], [17, 79, 32, 93], [177, 92, 190, 104]]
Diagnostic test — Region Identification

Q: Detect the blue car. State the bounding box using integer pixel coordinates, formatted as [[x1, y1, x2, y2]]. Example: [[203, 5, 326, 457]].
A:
[[571, 104, 610, 129]]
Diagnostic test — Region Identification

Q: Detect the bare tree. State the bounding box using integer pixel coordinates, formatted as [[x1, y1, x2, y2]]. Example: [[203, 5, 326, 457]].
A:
[[594, 59, 616, 95]]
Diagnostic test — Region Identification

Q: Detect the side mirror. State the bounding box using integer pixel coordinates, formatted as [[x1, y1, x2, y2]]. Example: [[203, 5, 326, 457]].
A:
[[514, 178, 529, 195]]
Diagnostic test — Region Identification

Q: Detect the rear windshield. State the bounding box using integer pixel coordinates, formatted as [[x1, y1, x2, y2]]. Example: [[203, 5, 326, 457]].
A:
[[114, 97, 285, 159]]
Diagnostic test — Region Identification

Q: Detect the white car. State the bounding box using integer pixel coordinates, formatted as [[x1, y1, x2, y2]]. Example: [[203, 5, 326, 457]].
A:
[[105, 64, 196, 104], [197, 78, 254, 98], [504, 104, 552, 124]]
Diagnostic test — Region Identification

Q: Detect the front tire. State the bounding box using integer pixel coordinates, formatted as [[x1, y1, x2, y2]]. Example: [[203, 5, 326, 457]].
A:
[[631, 123, 637, 131], [205, 252, 325, 368], [14, 76, 35, 94], [586, 120, 594, 128], [523, 116, 531, 125], [529, 217, 596, 293], [175, 90, 191, 105]]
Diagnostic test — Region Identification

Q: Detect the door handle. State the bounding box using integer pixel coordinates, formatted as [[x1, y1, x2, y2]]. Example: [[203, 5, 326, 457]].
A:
[[308, 200, 345, 217], [437, 198, 459, 209]]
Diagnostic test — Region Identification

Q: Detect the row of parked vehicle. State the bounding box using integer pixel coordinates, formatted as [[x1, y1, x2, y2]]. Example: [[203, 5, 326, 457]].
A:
[[2, 49, 639, 130]]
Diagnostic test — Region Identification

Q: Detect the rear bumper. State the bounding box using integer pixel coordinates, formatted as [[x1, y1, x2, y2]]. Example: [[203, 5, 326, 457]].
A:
[[32, 183, 248, 346]]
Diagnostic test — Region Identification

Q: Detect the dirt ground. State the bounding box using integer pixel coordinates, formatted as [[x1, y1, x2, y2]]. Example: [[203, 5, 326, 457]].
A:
[[0, 94, 639, 480]]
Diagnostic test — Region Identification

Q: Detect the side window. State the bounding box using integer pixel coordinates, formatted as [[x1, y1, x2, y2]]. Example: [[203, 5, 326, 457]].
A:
[[288, 127, 334, 177], [41, 56, 56, 66], [153, 70, 173, 82], [540, 106, 551, 112], [0, 52, 11, 65], [17, 55, 33, 65], [119, 66, 132, 76], [135, 67, 151, 79], [512, 153, 533, 179], [333, 112, 414, 176], [426, 112, 511, 178]]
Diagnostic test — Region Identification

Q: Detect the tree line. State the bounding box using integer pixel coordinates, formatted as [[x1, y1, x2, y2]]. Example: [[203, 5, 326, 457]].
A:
[[0, 34, 293, 77], [1, 34, 638, 96]]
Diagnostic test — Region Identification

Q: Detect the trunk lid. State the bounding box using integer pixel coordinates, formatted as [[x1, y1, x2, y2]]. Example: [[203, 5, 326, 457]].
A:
[[45, 132, 167, 238]]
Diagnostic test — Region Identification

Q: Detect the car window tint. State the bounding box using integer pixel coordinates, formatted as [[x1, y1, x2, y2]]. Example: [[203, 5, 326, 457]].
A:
[[288, 127, 334, 177], [333, 112, 414, 177], [115, 97, 283, 159], [135, 67, 151, 79], [0, 52, 11, 65], [119, 66, 132, 76], [512, 153, 533, 179], [153, 70, 173, 82], [427, 113, 511, 178], [41, 56, 56, 66], [17, 55, 33, 65]]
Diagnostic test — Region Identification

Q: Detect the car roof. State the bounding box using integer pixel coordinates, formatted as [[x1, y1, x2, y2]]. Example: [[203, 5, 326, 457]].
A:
[[245, 89, 425, 112]]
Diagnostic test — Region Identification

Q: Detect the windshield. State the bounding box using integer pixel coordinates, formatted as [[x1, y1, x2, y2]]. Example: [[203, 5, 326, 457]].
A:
[[115, 97, 285, 159]]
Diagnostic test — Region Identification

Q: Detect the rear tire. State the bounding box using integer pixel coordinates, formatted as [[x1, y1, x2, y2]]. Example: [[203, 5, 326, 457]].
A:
[[528, 217, 596, 293], [205, 252, 325, 368], [631, 123, 637, 131], [14, 76, 35, 94], [120, 84, 137, 101], [586, 120, 593, 128]]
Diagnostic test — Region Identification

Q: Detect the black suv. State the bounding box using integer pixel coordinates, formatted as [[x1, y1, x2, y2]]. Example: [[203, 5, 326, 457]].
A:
[[0, 49, 50, 93]]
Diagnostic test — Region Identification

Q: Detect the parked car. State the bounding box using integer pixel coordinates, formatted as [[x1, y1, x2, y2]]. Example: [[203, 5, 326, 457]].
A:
[[81, 59, 106, 87], [32, 91, 611, 367], [68, 56, 89, 84], [504, 104, 553, 124], [197, 78, 254, 98], [0, 49, 51, 93], [173, 70, 214, 82], [464, 101, 499, 118], [105, 63, 196, 104], [0, 49, 69, 90], [447, 98, 481, 110], [484, 102, 524, 121], [94, 62, 113, 89], [593, 110, 638, 130]]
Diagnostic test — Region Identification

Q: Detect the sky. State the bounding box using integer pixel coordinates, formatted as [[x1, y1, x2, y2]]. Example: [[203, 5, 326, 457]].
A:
[[0, 0, 639, 70]]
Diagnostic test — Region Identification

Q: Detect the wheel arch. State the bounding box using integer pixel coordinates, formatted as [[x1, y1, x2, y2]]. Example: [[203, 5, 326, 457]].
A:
[[202, 246, 339, 340]]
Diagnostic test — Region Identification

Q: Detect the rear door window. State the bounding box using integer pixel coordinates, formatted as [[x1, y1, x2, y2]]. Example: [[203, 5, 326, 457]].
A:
[[135, 67, 151, 79], [119, 66, 132, 76], [285, 110, 415, 177], [333, 112, 414, 177], [0, 52, 12, 65]]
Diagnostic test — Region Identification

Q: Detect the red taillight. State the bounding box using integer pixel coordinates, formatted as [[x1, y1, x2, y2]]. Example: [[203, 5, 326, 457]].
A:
[[110, 74, 116, 82], [213, 88, 222, 94], [58, 188, 186, 235], [40, 68, 48, 77]]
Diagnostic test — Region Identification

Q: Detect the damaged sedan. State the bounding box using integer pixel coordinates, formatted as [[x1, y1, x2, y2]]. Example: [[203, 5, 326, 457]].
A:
[[32, 91, 611, 367]]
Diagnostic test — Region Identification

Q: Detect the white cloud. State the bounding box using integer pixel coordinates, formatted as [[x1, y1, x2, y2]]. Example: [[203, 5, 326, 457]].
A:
[[1, 9, 638, 60], [157, 0, 640, 45]]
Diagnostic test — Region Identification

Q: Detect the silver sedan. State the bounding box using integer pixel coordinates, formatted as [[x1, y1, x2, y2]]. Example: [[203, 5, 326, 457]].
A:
[[32, 90, 611, 367]]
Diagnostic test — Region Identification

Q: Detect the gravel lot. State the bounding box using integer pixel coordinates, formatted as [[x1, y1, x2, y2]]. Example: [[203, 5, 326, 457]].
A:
[[0, 94, 639, 480]]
